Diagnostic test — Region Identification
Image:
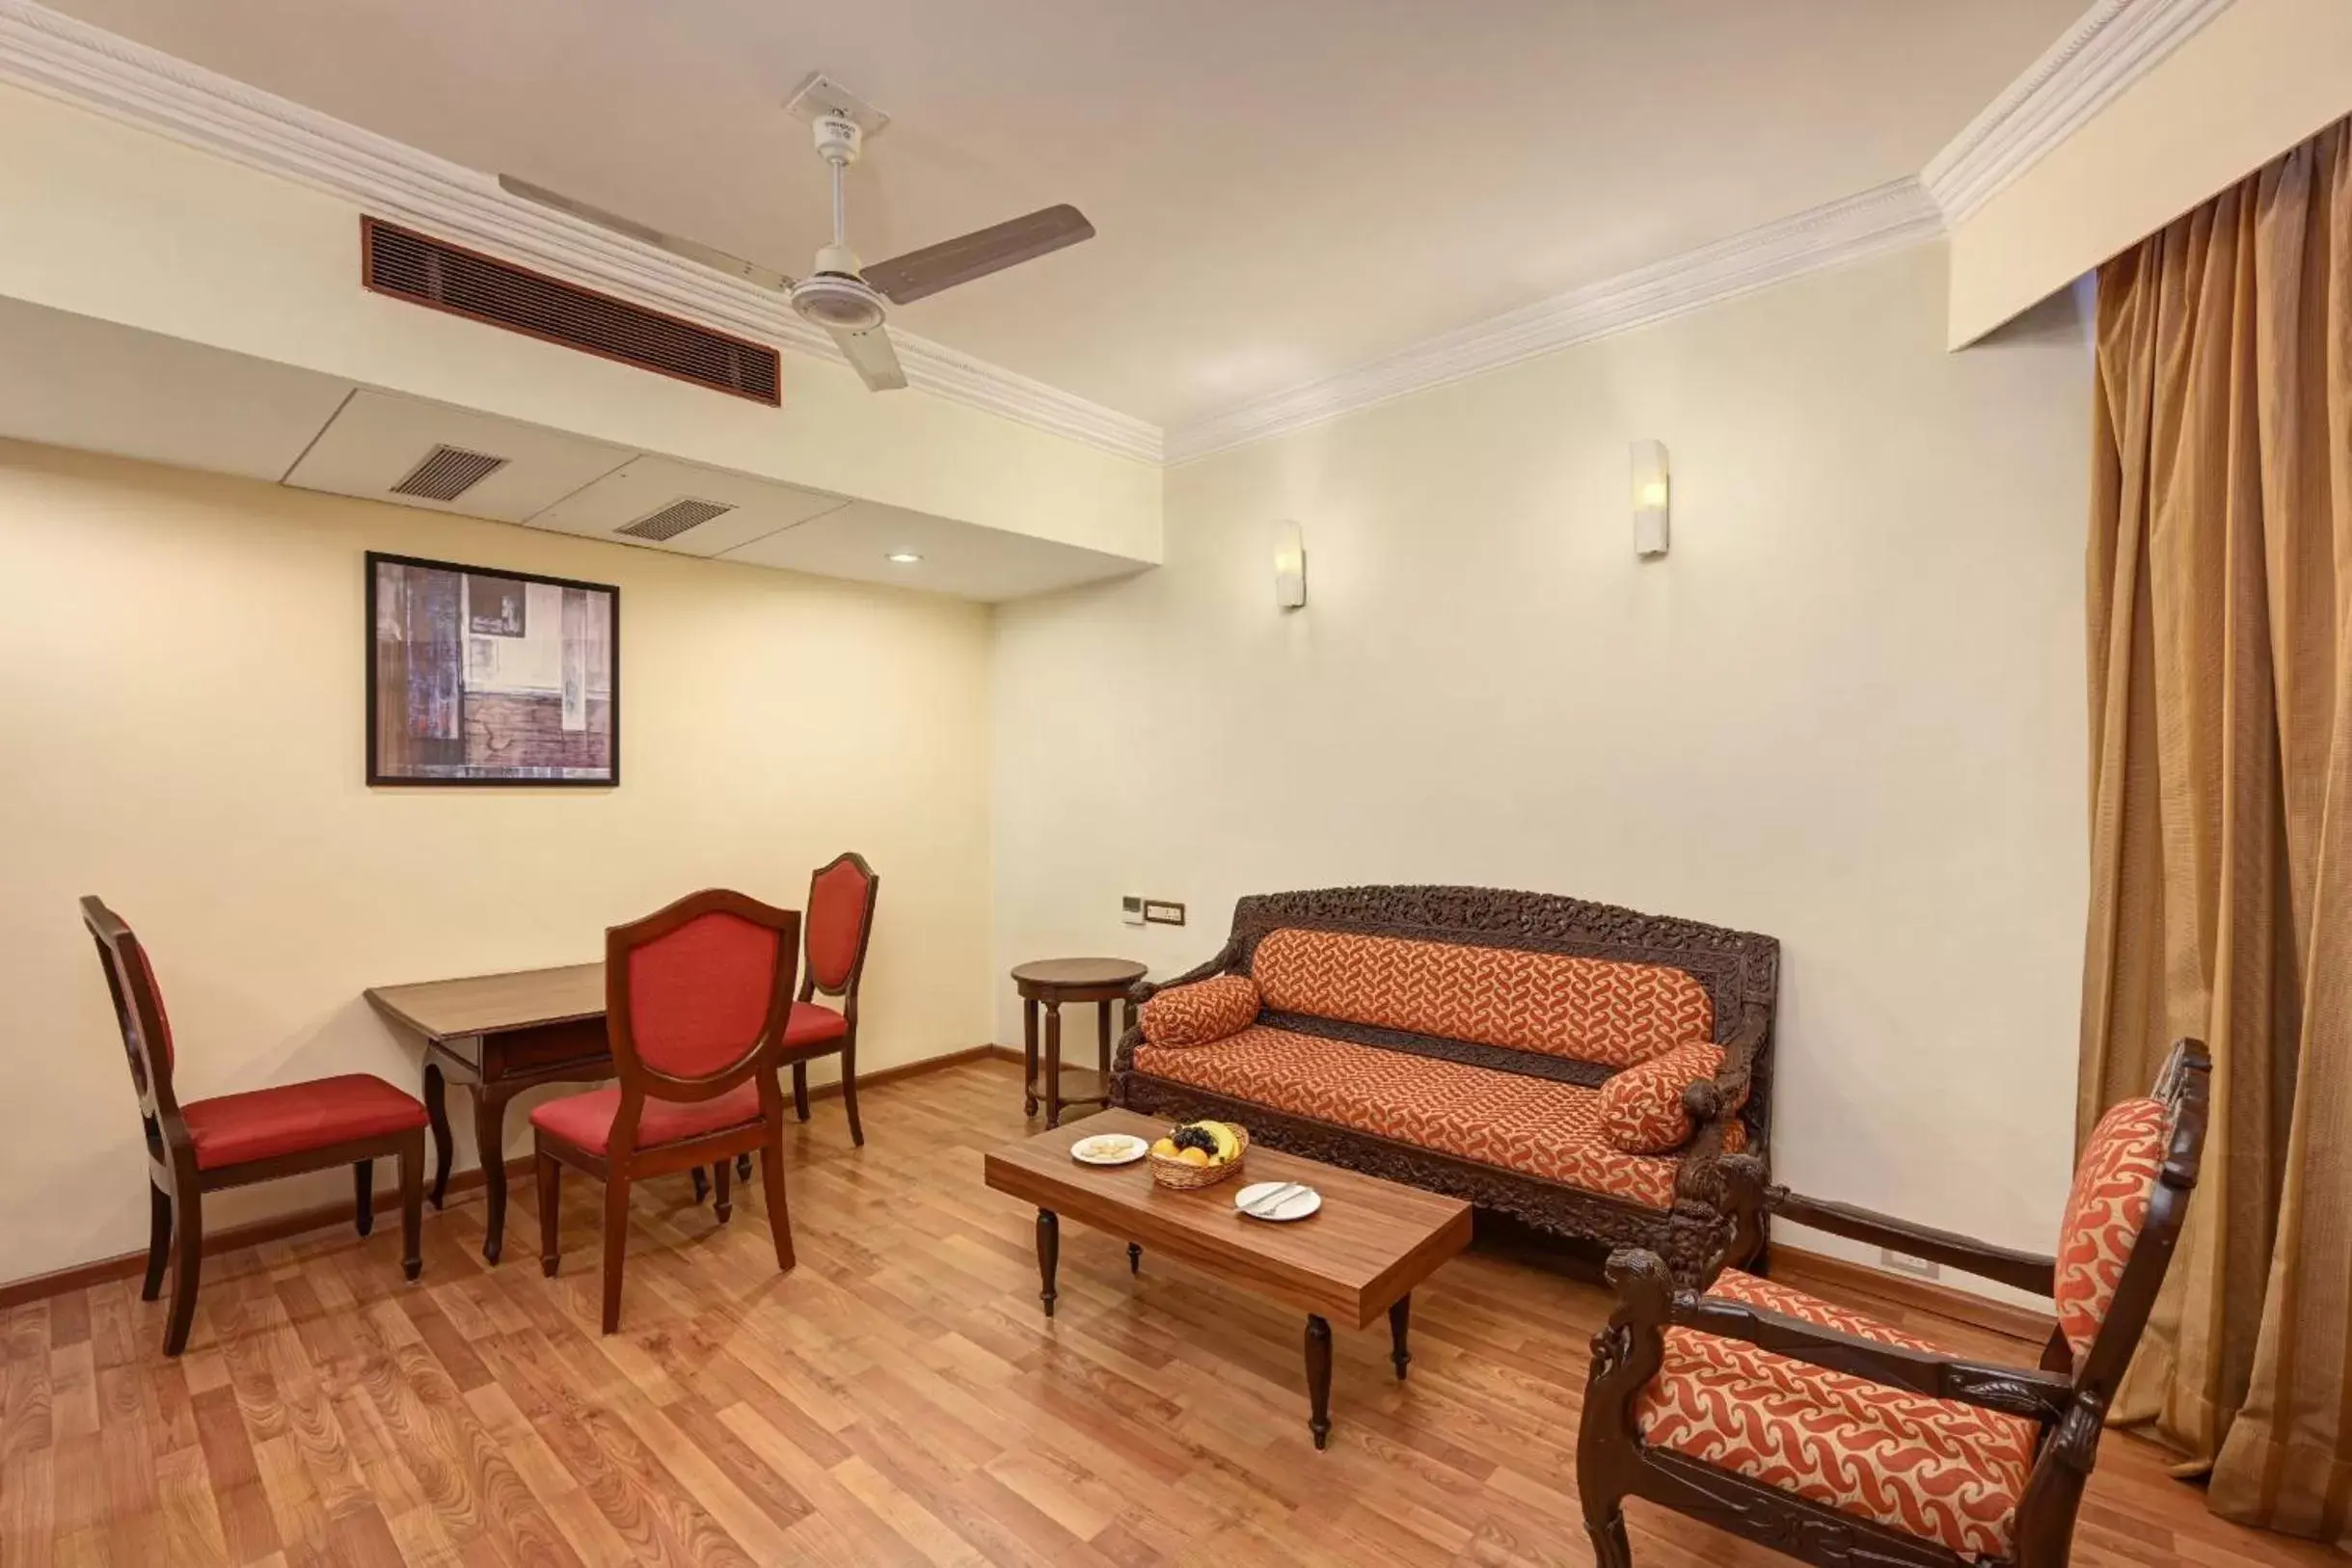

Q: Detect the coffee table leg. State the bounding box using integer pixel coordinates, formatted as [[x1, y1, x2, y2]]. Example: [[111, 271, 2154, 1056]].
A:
[[1389, 1294, 1412, 1380], [1127, 1242, 1142, 1275], [1037, 1208, 1059, 1318], [1305, 1313, 1333, 1450]]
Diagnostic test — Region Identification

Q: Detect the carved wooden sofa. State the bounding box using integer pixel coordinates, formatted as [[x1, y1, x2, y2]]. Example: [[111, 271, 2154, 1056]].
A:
[[1112, 884, 1779, 1282], [1578, 1039, 2211, 1568]]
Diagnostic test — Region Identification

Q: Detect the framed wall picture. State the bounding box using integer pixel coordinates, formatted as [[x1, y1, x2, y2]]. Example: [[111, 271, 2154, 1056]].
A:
[[366, 552, 620, 785]]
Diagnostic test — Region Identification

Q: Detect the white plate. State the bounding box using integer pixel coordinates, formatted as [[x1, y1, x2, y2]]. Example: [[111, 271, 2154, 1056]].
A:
[[1070, 1132, 1149, 1166], [1234, 1181, 1322, 1222]]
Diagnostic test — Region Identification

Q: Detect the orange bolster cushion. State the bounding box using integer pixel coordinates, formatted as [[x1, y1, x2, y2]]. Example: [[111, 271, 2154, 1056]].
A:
[[1139, 973, 1262, 1048], [1597, 1041, 1735, 1153]]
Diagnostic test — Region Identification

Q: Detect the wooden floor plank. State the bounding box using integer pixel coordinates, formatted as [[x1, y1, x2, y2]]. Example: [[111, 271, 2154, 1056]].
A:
[[2, 1059, 2334, 1568]]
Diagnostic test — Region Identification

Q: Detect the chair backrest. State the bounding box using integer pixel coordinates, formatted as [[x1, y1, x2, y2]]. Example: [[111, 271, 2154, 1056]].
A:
[[802, 852, 879, 1001], [606, 889, 799, 1094], [80, 896, 183, 1133], [2014, 1038, 2209, 1554]]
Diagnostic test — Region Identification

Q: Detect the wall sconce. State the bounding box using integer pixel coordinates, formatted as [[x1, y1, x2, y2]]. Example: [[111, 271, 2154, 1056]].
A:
[[1631, 439, 1669, 559], [1273, 519, 1307, 609]]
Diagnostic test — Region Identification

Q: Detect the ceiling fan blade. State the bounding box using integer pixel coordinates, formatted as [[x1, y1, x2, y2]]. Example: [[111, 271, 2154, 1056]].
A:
[[861, 204, 1095, 306], [829, 324, 907, 392], [499, 175, 796, 291]]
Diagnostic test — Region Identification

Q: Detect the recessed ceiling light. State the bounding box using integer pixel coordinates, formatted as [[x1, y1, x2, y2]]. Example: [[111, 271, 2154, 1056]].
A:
[[885, 551, 922, 564]]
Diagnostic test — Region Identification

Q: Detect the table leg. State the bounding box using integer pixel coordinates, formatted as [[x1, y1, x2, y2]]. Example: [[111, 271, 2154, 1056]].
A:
[[1022, 998, 1041, 1118], [1036, 1208, 1059, 1318], [1305, 1313, 1333, 1450], [1097, 997, 1112, 1078], [1389, 1295, 1412, 1381], [422, 1060, 452, 1209], [472, 1085, 514, 1263], [1043, 1001, 1065, 1128], [1127, 1242, 1142, 1275]]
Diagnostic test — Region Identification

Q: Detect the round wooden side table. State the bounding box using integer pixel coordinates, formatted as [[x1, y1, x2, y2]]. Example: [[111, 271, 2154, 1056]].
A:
[[1012, 958, 1148, 1127]]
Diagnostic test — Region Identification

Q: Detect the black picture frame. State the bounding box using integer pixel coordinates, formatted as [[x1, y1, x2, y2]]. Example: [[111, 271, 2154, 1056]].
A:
[[365, 551, 621, 787]]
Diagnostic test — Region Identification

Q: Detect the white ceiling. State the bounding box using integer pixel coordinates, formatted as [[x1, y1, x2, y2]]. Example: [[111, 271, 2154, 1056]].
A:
[[0, 296, 1146, 601], [38, 0, 2087, 430]]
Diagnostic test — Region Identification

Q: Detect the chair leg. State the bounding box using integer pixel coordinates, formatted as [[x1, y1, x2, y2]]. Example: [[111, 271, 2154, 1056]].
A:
[[689, 1166, 710, 1204], [397, 1133, 423, 1282], [792, 1062, 811, 1122], [141, 1180, 171, 1302], [599, 1176, 631, 1335], [353, 1159, 375, 1237], [1585, 1499, 1633, 1568], [713, 1157, 733, 1224], [759, 1138, 796, 1273], [536, 1149, 561, 1279], [163, 1184, 203, 1357], [840, 1042, 864, 1148], [735, 1152, 751, 1180]]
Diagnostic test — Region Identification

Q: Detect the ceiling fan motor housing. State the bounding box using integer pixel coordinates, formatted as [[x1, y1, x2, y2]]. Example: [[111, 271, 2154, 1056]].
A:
[[790, 271, 886, 332]]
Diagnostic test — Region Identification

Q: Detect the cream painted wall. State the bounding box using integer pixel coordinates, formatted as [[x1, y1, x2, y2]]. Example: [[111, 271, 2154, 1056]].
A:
[[1948, 0, 2352, 345], [992, 243, 2095, 1295], [0, 440, 994, 1284], [0, 81, 1162, 563]]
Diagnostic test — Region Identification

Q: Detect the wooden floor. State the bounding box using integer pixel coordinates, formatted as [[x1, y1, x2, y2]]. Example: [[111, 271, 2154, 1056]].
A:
[[0, 1058, 2324, 1568]]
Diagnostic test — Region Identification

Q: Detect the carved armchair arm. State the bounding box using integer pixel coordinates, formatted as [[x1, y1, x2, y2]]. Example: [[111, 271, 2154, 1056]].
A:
[[1665, 1294, 2075, 1424], [1762, 1188, 2057, 1298], [1589, 1248, 2071, 1429]]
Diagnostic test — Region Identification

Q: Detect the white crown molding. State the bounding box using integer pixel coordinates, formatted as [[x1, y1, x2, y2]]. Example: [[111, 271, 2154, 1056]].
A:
[[1164, 179, 1945, 464], [0, 0, 1166, 465], [1923, 0, 2234, 225]]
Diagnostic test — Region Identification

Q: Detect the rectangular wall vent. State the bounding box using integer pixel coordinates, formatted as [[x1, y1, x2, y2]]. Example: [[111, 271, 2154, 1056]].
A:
[[390, 445, 510, 502], [618, 498, 737, 542], [362, 218, 783, 406]]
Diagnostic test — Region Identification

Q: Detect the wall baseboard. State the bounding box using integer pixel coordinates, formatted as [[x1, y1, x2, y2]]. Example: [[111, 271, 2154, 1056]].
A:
[[1773, 1244, 2055, 1349], [0, 1042, 1016, 1310]]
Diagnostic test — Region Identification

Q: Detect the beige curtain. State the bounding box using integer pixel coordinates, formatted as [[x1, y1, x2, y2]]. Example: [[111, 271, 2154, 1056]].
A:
[[2081, 115, 2352, 1545]]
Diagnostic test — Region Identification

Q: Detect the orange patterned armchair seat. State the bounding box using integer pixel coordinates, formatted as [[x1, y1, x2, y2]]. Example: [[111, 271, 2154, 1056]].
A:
[[1113, 885, 1779, 1280]]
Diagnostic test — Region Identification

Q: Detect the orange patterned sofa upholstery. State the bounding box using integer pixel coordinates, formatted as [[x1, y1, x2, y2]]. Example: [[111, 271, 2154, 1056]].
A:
[[1114, 885, 1778, 1280]]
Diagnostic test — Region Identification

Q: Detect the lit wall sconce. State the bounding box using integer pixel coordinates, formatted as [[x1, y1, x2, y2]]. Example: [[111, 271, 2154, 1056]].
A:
[[1273, 518, 1308, 609], [1632, 439, 1669, 559]]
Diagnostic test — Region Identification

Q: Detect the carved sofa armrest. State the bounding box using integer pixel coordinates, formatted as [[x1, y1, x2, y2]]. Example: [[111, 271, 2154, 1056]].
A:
[[1591, 1249, 2073, 1428]]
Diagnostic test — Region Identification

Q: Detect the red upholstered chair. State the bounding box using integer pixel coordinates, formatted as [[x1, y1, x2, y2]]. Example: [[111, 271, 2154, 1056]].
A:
[[532, 888, 801, 1334], [1577, 1040, 2210, 1568], [81, 897, 426, 1357], [698, 852, 880, 1203]]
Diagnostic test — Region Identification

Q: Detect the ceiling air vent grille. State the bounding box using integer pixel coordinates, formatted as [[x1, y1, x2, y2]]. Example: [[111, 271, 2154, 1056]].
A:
[[391, 444, 509, 501], [362, 218, 783, 406], [618, 498, 737, 542]]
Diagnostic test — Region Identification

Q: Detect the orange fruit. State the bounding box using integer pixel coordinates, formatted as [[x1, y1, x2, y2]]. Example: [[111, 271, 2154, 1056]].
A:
[[1175, 1147, 1211, 1168]]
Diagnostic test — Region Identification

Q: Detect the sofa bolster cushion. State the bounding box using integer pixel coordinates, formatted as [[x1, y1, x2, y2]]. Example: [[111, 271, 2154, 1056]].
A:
[[1140, 973, 1261, 1047], [1597, 1041, 1735, 1153]]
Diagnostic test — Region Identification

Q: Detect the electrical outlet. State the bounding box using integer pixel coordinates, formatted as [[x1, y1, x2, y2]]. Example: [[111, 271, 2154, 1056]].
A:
[[1880, 1248, 1939, 1280], [1142, 899, 1186, 927]]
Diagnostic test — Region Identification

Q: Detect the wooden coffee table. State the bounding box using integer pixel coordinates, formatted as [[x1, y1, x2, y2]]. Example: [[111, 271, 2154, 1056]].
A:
[[983, 1108, 1473, 1449]]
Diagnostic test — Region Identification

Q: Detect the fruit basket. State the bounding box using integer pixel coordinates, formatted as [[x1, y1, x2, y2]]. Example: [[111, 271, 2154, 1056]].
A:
[[1148, 1121, 1249, 1190]]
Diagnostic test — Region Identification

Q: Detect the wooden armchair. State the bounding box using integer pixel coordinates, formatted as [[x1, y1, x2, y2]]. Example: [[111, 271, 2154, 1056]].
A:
[[83, 897, 427, 1356], [1578, 1040, 2210, 1568]]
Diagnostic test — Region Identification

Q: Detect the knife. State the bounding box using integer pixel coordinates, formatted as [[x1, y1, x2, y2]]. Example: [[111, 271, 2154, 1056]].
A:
[[1243, 1182, 1306, 1219]]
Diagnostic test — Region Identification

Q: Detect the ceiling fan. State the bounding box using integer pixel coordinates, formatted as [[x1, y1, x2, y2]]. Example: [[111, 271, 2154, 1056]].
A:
[[500, 96, 1093, 393]]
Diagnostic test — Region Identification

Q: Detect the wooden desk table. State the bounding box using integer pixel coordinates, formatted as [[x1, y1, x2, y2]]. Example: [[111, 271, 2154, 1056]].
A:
[[365, 962, 609, 1262]]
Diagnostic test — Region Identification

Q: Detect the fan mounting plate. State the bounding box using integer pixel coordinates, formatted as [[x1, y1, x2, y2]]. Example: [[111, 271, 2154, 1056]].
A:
[[784, 72, 889, 139]]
